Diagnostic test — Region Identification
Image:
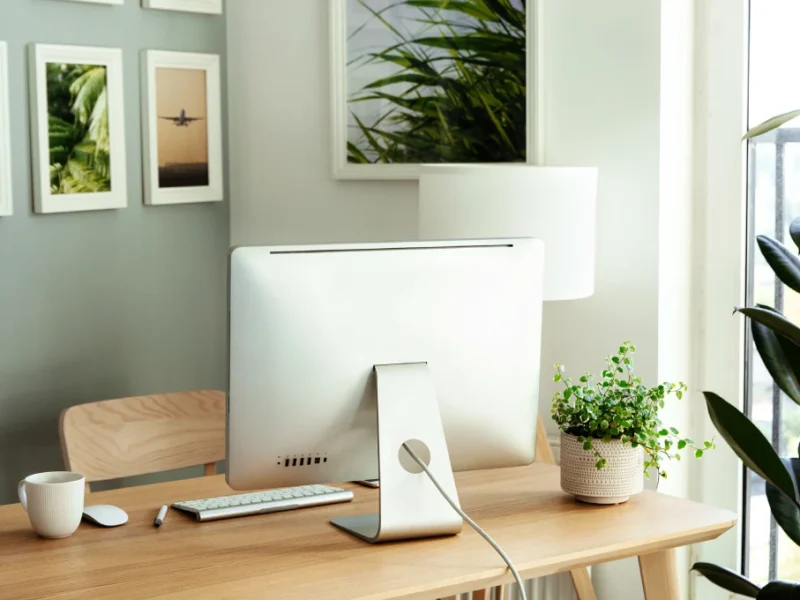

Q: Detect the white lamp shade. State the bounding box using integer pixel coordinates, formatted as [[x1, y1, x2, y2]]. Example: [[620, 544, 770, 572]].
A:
[[418, 165, 598, 301]]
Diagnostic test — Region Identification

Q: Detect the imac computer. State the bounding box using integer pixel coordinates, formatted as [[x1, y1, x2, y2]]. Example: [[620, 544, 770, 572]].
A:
[[226, 239, 544, 544]]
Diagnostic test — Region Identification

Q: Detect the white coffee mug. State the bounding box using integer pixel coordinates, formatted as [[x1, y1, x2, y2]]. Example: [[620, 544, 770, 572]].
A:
[[17, 471, 85, 538]]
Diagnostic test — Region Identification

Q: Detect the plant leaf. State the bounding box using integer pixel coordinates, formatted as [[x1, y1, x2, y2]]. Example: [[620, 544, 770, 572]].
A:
[[766, 481, 800, 547], [738, 307, 800, 347], [758, 236, 800, 293], [790, 217, 800, 254], [691, 562, 760, 598], [703, 392, 799, 503], [751, 313, 800, 406], [758, 581, 800, 599], [744, 109, 800, 139]]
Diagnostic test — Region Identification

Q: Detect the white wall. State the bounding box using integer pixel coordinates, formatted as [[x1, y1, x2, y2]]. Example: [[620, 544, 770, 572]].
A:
[[227, 1, 669, 599], [536, 2, 662, 599], [226, 0, 417, 246]]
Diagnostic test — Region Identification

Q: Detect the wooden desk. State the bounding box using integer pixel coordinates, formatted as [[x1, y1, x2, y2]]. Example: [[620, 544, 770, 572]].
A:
[[0, 464, 734, 600]]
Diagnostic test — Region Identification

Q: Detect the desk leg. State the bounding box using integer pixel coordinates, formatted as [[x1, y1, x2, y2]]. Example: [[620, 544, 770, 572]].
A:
[[639, 549, 679, 600], [571, 568, 597, 600]]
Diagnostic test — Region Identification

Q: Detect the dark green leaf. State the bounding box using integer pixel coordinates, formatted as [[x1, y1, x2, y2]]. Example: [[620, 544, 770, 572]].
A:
[[703, 392, 799, 503], [691, 563, 760, 597], [790, 217, 800, 254], [744, 109, 800, 139], [757, 235, 800, 292], [751, 310, 800, 406], [758, 581, 800, 599], [678, 440, 687, 450], [758, 236, 800, 293], [766, 481, 800, 546], [695, 449, 704, 458], [738, 306, 800, 347]]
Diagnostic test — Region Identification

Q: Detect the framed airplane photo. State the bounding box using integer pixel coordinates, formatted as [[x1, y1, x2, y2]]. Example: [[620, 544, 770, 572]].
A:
[[141, 50, 223, 205]]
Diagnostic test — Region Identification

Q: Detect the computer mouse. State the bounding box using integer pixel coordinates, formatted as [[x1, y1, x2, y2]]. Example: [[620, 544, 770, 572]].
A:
[[82, 505, 128, 527]]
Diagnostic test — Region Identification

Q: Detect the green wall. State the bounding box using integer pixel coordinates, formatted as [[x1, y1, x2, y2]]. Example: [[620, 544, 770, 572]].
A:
[[0, 0, 229, 503]]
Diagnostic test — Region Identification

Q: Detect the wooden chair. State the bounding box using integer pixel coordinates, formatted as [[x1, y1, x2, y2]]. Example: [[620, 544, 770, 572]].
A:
[[59, 390, 226, 494], [441, 416, 598, 600]]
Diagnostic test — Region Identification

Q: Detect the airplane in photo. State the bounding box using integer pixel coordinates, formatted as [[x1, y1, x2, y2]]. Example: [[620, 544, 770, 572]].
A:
[[159, 109, 204, 127]]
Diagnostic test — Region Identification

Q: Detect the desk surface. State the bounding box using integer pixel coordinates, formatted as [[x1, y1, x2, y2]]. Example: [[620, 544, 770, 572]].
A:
[[0, 464, 734, 600]]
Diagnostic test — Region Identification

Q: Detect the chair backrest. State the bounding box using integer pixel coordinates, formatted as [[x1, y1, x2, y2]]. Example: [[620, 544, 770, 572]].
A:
[[59, 390, 226, 491]]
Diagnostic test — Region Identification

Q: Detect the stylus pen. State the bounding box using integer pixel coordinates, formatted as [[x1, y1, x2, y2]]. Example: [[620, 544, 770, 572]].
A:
[[154, 505, 168, 528]]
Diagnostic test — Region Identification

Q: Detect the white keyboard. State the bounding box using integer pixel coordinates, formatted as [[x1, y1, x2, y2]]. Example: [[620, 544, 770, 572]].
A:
[[172, 484, 354, 522]]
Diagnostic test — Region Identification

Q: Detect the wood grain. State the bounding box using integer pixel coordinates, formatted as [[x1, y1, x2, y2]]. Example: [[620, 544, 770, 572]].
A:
[[534, 415, 596, 600], [59, 390, 226, 486], [639, 549, 680, 600], [472, 590, 490, 600], [0, 463, 734, 600], [570, 567, 598, 600]]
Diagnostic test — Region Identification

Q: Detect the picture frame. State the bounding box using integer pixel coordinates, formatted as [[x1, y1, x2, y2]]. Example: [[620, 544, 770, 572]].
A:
[[142, 0, 222, 15], [0, 42, 11, 217], [141, 50, 223, 205], [29, 44, 127, 214], [330, 0, 544, 180]]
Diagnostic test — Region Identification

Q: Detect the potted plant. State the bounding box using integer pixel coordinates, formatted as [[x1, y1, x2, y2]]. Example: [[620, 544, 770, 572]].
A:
[[692, 115, 800, 598], [552, 341, 713, 504]]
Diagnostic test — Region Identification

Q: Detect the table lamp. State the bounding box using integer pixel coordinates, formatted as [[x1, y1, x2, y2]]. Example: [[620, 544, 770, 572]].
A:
[[417, 164, 598, 301]]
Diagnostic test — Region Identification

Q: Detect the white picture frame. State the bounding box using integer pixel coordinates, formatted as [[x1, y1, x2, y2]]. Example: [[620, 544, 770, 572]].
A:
[[0, 43, 12, 217], [330, 0, 544, 180], [29, 44, 127, 214], [141, 50, 223, 205], [142, 0, 222, 14]]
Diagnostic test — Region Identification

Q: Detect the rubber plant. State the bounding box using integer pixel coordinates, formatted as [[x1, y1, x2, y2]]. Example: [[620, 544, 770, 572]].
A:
[[692, 113, 800, 597]]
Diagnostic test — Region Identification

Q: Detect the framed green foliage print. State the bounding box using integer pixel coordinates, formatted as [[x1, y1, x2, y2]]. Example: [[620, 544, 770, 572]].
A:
[[29, 44, 127, 213], [330, 0, 540, 180]]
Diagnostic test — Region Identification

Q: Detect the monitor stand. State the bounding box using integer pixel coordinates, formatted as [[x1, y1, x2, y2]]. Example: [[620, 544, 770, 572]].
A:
[[330, 362, 463, 543]]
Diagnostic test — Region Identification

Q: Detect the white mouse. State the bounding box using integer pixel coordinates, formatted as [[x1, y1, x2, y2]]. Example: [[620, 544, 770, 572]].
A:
[[82, 505, 128, 527]]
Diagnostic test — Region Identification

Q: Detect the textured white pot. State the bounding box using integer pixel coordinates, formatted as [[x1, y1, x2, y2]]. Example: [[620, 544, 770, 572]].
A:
[[560, 433, 644, 504]]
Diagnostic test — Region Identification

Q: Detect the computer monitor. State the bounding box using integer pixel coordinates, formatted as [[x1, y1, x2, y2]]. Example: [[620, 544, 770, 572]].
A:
[[227, 239, 544, 543]]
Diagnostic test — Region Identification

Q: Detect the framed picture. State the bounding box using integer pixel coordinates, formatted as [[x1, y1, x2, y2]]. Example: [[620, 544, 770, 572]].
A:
[[142, 0, 222, 14], [141, 50, 223, 205], [29, 44, 127, 214], [330, 0, 542, 180], [0, 42, 11, 217]]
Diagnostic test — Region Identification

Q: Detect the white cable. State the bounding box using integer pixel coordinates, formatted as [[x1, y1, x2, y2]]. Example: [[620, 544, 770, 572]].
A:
[[401, 443, 528, 600]]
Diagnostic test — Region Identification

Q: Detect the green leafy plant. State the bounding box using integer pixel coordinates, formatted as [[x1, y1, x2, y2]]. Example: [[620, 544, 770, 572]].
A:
[[692, 220, 800, 597], [47, 63, 111, 194], [691, 116, 800, 597], [347, 0, 526, 164], [551, 341, 713, 478]]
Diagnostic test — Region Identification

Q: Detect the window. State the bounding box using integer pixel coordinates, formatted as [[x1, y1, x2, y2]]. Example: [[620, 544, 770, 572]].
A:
[[745, 0, 800, 582]]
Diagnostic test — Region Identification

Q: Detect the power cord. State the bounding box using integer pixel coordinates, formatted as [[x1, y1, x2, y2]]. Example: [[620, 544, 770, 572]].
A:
[[401, 442, 528, 600]]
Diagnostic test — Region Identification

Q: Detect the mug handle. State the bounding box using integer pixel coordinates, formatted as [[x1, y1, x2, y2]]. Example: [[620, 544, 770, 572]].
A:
[[17, 480, 27, 511]]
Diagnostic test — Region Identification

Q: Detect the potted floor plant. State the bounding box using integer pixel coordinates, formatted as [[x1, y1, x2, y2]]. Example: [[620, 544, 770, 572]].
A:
[[552, 341, 713, 504], [692, 115, 800, 598]]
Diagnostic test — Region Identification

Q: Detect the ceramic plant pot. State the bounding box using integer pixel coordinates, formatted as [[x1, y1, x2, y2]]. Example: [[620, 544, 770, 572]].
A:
[[560, 433, 644, 504]]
